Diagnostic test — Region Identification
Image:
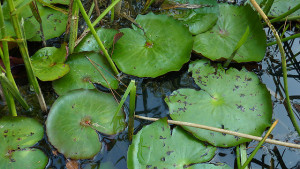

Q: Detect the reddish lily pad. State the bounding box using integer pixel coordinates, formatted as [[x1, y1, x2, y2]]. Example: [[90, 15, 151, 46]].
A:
[[31, 46, 70, 81], [46, 89, 126, 159]]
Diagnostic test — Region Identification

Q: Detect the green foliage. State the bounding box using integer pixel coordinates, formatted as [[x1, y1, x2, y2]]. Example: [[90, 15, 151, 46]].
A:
[[128, 118, 216, 168], [165, 59, 273, 147], [112, 13, 193, 78], [31, 45, 70, 81], [0, 116, 48, 169], [46, 89, 126, 159]]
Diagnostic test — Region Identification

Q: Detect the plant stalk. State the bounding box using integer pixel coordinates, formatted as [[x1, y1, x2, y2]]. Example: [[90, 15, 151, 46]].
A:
[[240, 143, 248, 169], [76, 0, 119, 75], [267, 3, 300, 24], [267, 33, 300, 46], [135, 115, 300, 149], [128, 80, 136, 141], [241, 120, 278, 169], [69, 1, 79, 54], [7, 0, 47, 112]]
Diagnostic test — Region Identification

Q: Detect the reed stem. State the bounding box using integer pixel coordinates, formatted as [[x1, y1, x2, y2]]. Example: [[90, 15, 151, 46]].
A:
[[268, 3, 300, 24], [69, 1, 79, 54], [128, 80, 136, 141], [267, 33, 300, 46]]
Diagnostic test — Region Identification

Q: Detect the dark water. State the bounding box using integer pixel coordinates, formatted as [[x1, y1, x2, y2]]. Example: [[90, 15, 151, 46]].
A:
[[0, 0, 300, 169]]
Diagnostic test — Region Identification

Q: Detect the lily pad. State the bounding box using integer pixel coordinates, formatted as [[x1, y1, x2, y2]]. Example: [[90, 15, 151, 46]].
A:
[[74, 28, 118, 53], [31, 45, 70, 81], [190, 163, 232, 169], [128, 118, 216, 168], [112, 13, 193, 78], [46, 89, 126, 159], [0, 116, 48, 169], [52, 52, 119, 95], [193, 4, 266, 62], [1, 1, 67, 41], [165, 59, 272, 147], [182, 13, 218, 35]]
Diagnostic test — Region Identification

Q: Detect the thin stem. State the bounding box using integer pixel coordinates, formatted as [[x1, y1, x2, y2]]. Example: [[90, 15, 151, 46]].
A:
[[111, 0, 114, 21], [135, 115, 300, 149], [240, 143, 248, 169], [7, 0, 47, 112], [36, 0, 68, 15], [128, 80, 136, 141], [76, 0, 119, 75], [250, 0, 300, 136], [69, 1, 79, 54], [241, 120, 278, 169], [236, 146, 241, 169], [262, 0, 274, 16], [88, 2, 95, 18], [267, 3, 300, 24], [267, 33, 300, 46]]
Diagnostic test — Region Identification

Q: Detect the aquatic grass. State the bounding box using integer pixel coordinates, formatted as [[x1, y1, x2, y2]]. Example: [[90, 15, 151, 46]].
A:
[[36, 0, 68, 14], [7, 0, 47, 112], [69, 1, 79, 54], [29, 0, 46, 46], [240, 143, 248, 169], [268, 3, 300, 24], [75, 0, 119, 75], [267, 33, 300, 46], [236, 146, 241, 168], [134, 115, 300, 149], [128, 80, 136, 141], [249, 0, 300, 135], [241, 120, 278, 169], [262, 0, 274, 15]]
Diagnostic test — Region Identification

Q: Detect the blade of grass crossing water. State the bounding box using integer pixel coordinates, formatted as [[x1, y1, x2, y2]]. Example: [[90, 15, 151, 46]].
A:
[[128, 80, 136, 141], [7, 0, 47, 112], [250, 0, 300, 136], [241, 120, 278, 169]]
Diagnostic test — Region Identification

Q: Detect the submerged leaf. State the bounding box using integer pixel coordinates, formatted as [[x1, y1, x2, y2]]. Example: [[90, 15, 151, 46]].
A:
[[52, 52, 119, 95], [112, 13, 193, 78], [193, 4, 266, 62], [165, 59, 273, 147], [128, 118, 216, 168], [31, 45, 70, 81], [46, 89, 126, 159], [0, 116, 48, 169]]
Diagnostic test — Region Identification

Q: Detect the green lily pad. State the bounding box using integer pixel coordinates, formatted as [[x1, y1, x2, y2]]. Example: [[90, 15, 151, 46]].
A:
[[52, 52, 119, 95], [112, 13, 193, 78], [128, 118, 216, 168], [189, 163, 232, 169], [46, 89, 126, 159], [31, 45, 70, 81], [165, 59, 272, 147], [0, 116, 48, 169], [193, 4, 266, 62], [74, 28, 118, 53], [1, 1, 67, 41], [182, 13, 218, 35]]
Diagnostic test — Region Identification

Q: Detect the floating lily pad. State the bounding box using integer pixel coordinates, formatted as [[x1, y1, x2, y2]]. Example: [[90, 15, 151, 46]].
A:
[[52, 52, 118, 95], [31, 46, 70, 81], [190, 163, 232, 169], [0, 116, 48, 169], [128, 118, 216, 168], [46, 89, 126, 159], [74, 28, 118, 53], [165, 59, 272, 147], [112, 13, 193, 78], [161, 0, 219, 35], [193, 4, 266, 62], [1, 1, 67, 41]]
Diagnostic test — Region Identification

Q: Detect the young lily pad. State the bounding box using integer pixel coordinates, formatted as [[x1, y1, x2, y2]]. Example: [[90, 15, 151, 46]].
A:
[[128, 118, 216, 168], [193, 4, 266, 62], [31, 46, 70, 81], [52, 52, 119, 95], [165, 59, 273, 147], [1, 1, 67, 41], [182, 13, 218, 35], [46, 89, 126, 159], [0, 116, 48, 169], [74, 28, 118, 53], [112, 13, 193, 78]]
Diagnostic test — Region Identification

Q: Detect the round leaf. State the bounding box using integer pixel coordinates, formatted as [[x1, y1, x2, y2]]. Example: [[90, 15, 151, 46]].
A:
[[74, 28, 118, 53], [189, 163, 232, 169], [183, 13, 218, 35], [193, 4, 266, 62], [0, 116, 48, 169], [128, 118, 216, 168], [112, 13, 193, 78], [46, 89, 126, 159], [31, 46, 70, 81], [52, 52, 119, 95], [165, 59, 273, 147]]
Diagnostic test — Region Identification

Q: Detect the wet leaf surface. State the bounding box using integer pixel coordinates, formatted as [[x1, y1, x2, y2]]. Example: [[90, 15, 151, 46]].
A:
[[193, 4, 266, 62], [127, 118, 216, 168], [112, 13, 193, 78], [31, 45, 70, 81], [165, 59, 273, 147], [46, 89, 126, 159], [0, 116, 48, 169]]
